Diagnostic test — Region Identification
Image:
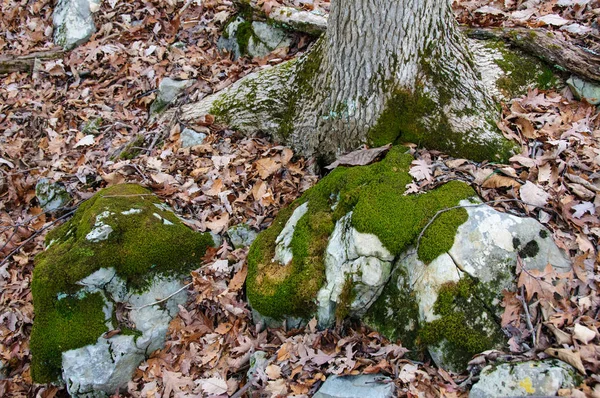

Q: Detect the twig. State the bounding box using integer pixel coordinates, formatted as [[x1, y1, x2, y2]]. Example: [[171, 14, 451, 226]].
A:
[[415, 199, 551, 256], [230, 381, 252, 398], [0, 209, 77, 267], [129, 282, 193, 310], [519, 285, 537, 348]]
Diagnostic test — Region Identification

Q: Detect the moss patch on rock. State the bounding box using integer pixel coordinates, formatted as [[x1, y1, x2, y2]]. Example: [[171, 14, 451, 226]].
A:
[[247, 147, 476, 321], [485, 39, 561, 97], [418, 277, 506, 371], [30, 184, 214, 383]]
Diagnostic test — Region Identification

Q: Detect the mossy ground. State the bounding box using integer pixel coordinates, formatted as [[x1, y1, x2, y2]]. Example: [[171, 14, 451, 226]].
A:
[[30, 184, 213, 383], [247, 147, 476, 320]]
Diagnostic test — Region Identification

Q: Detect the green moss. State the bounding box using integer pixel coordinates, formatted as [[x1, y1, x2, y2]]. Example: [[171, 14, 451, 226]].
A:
[[29, 292, 107, 385], [418, 277, 506, 370], [117, 135, 145, 160], [82, 117, 103, 135], [367, 88, 515, 163], [235, 20, 254, 55], [30, 184, 214, 383], [363, 266, 420, 351], [485, 40, 560, 96], [247, 147, 476, 320], [335, 277, 356, 323]]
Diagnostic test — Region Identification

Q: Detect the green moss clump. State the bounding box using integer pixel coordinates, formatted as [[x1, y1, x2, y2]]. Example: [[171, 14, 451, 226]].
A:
[[418, 277, 506, 370], [117, 134, 145, 160], [31, 184, 214, 383], [247, 147, 476, 320], [363, 266, 420, 350], [335, 277, 356, 323]]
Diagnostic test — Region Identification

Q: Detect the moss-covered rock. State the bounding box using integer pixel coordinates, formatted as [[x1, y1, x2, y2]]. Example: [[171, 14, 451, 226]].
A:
[[247, 147, 475, 324], [31, 184, 214, 384], [365, 198, 571, 372]]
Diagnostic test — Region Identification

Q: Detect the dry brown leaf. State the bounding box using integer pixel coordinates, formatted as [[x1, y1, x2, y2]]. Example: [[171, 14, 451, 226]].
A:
[[255, 157, 281, 179], [544, 348, 586, 374], [482, 174, 522, 189], [325, 144, 391, 170]]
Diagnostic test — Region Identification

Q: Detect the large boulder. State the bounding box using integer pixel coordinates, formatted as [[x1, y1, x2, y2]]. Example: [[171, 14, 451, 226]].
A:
[[247, 147, 571, 372], [30, 184, 215, 396], [53, 0, 101, 49]]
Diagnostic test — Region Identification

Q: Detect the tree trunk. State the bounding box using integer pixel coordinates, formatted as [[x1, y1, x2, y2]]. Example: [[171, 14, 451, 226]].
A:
[[177, 0, 516, 162]]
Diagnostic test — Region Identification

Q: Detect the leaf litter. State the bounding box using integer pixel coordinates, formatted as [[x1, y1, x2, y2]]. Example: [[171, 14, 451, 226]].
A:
[[1, 0, 599, 397]]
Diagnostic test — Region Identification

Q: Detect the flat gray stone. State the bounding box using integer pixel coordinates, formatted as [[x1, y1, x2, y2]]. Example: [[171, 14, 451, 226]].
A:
[[180, 128, 207, 148], [567, 75, 600, 105], [53, 0, 101, 49], [150, 78, 193, 114], [470, 360, 581, 398], [227, 223, 258, 249], [36, 178, 70, 212], [314, 374, 395, 398]]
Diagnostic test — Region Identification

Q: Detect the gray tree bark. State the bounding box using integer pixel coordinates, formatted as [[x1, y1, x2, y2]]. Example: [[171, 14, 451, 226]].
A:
[[177, 0, 516, 162]]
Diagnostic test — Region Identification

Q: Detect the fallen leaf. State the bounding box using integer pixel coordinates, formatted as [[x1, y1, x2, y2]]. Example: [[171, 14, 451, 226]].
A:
[[544, 348, 586, 374], [325, 145, 391, 170]]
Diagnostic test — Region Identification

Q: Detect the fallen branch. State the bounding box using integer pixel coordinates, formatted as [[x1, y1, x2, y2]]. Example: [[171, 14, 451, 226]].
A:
[[462, 27, 600, 83], [0, 48, 65, 75]]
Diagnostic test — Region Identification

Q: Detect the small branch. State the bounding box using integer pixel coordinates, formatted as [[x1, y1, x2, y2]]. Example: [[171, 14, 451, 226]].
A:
[[519, 285, 537, 348], [0, 48, 65, 75], [128, 282, 193, 310]]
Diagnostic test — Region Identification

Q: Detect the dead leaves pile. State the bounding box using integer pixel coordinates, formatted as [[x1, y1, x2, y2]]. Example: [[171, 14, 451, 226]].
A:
[[407, 87, 599, 393]]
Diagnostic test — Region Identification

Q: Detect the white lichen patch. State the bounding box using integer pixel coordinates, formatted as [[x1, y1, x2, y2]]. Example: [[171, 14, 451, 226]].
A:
[[121, 208, 142, 215], [152, 212, 174, 225], [273, 202, 309, 266], [86, 211, 114, 242]]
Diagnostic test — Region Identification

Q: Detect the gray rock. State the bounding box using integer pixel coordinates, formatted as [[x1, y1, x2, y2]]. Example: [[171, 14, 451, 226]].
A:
[[53, 0, 101, 49], [567, 75, 600, 105], [62, 272, 188, 397], [36, 178, 70, 212], [217, 17, 292, 60], [150, 78, 193, 115], [316, 212, 393, 327], [246, 22, 291, 58], [251, 308, 305, 330], [470, 360, 581, 398], [227, 223, 258, 249], [217, 17, 245, 60], [314, 374, 395, 398], [180, 128, 207, 148]]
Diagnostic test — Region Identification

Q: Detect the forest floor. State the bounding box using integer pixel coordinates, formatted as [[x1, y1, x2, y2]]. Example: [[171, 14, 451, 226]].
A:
[[0, 0, 599, 397]]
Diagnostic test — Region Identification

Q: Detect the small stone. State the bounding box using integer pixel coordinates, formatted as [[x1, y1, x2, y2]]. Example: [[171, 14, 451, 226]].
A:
[[53, 0, 101, 49], [567, 75, 600, 105], [314, 374, 395, 398], [227, 223, 258, 249], [469, 360, 581, 398], [150, 78, 193, 115], [35, 178, 71, 213], [180, 128, 207, 148]]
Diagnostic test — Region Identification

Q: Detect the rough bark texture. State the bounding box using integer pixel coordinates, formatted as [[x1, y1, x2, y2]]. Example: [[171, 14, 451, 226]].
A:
[[177, 0, 516, 162]]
